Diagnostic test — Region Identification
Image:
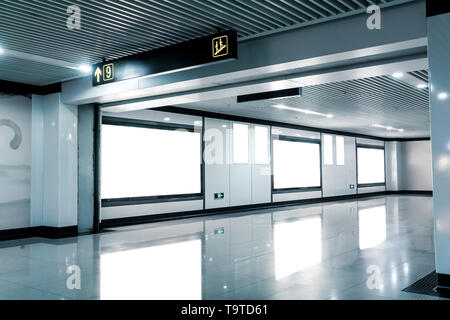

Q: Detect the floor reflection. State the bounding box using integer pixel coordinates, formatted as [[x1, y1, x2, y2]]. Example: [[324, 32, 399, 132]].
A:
[[274, 217, 322, 279], [100, 239, 202, 300], [359, 205, 387, 250], [0, 195, 438, 300]]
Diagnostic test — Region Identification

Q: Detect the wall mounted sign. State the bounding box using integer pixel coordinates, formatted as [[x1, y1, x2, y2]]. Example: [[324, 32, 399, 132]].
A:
[[92, 30, 238, 87], [214, 227, 225, 235], [214, 193, 225, 200]]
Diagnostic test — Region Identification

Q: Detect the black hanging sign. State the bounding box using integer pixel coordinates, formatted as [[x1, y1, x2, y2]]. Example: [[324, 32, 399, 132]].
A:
[[92, 30, 238, 86]]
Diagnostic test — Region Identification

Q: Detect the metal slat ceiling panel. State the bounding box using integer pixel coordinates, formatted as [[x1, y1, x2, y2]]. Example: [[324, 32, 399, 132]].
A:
[[0, 0, 413, 85], [179, 70, 430, 138], [0, 55, 81, 85]]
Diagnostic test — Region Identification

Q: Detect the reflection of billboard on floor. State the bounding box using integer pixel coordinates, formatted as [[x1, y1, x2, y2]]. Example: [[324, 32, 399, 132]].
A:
[[100, 239, 202, 300], [0, 95, 31, 230], [359, 205, 387, 250], [274, 217, 322, 280]]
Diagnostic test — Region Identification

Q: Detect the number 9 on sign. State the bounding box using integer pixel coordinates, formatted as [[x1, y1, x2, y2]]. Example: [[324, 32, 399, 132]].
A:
[[103, 63, 114, 81]]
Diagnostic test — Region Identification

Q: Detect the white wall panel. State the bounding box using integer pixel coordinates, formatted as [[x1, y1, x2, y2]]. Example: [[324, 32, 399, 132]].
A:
[[78, 105, 96, 233], [230, 165, 252, 206], [58, 100, 78, 227], [42, 94, 60, 227], [101, 200, 203, 220], [428, 11, 450, 276], [204, 118, 230, 209], [30, 94, 79, 228], [251, 125, 271, 205], [252, 164, 271, 204], [385, 140, 432, 192], [273, 191, 322, 203], [31, 96, 44, 227], [39, 94, 78, 228], [399, 140, 432, 191], [322, 135, 357, 197], [230, 122, 252, 206], [385, 141, 400, 191], [0, 95, 31, 230], [358, 186, 386, 194]]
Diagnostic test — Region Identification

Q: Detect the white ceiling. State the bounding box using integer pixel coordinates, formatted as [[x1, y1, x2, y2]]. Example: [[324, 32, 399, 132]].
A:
[[177, 70, 430, 139]]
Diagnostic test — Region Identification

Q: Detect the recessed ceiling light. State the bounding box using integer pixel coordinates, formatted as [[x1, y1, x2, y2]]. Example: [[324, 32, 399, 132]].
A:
[[417, 83, 428, 89], [77, 64, 92, 73], [438, 92, 448, 100], [393, 72, 404, 79], [372, 124, 404, 133], [0, 47, 4, 54], [222, 124, 227, 128], [164, 117, 171, 121], [273, 104, 333, 118]]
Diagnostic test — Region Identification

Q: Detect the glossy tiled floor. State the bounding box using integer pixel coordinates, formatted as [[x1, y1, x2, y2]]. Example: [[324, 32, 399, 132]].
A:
[[0, 195, 442, 300]]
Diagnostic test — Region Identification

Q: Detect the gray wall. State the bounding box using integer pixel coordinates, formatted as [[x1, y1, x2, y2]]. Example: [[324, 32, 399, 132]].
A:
[[398, 140, 432, 191], [99, 110, 432, 222], [0, 95, 31, 230], [78, 105, 96, 233], [385, 141, 400, 191], [204, 118, 271, 209], [322, 135, 357, 198], [31, 93, 79, 228]]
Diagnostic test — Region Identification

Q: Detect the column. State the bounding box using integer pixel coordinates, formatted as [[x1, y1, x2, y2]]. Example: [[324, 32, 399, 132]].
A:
[[427, 3, 450, 291]]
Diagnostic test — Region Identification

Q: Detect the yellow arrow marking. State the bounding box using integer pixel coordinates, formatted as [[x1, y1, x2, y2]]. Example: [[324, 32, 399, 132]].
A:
[[94, 67, 102, 83]]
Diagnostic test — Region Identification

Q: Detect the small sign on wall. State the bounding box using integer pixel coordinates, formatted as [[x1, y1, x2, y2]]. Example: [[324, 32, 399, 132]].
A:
[[350, 184, 355, 190], [214, 193, 225, 200], [214, 227, 225, 235]]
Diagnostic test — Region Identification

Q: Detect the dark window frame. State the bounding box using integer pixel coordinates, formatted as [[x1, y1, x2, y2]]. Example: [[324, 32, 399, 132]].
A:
[[356, 144, 386, 188], [101, 117, 204, 206], [272, 135, 323, 193]]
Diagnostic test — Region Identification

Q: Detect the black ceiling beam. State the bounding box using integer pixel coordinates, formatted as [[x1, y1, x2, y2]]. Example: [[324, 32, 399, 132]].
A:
[[427, 0, 450, 17], [237, 88, 302, 103], [0, 80, 61, 96]]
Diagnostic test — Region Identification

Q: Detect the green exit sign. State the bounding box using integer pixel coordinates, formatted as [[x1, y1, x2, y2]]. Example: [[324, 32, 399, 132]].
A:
[[214, 193, 225, 200], [350, 184, 355, 189], [215, 227, 225, 235]]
